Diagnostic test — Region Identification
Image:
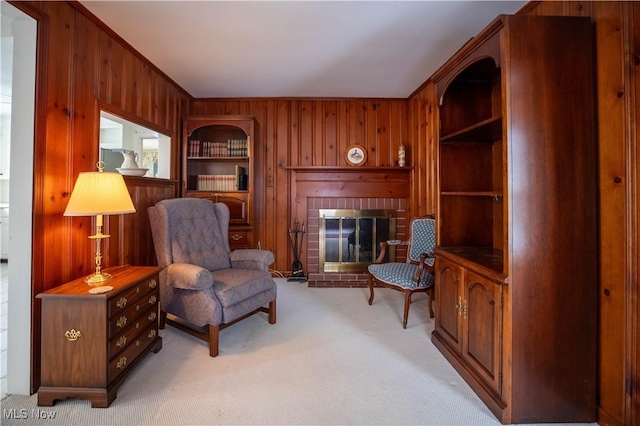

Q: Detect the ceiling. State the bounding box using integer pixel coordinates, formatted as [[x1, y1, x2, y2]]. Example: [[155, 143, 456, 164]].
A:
[[81, 1, 526, 99]]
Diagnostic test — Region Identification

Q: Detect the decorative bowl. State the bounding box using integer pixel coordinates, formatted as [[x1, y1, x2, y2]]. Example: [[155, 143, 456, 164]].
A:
[[116, 167, 149, 177]]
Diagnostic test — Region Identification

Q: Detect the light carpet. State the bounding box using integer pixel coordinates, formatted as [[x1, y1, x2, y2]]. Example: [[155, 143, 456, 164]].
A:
[[1, 279, 596, 426]]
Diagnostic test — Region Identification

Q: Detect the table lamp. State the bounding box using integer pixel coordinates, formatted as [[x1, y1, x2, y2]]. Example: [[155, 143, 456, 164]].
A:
[[64, 162, 136, 285]]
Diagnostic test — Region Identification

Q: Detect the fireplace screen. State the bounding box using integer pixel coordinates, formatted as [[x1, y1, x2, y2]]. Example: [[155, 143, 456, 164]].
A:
[[319, 209, 396, 273]]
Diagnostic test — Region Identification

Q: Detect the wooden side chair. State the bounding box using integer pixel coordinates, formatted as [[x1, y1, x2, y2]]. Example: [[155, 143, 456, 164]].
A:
[[367, 216, 436, 328]]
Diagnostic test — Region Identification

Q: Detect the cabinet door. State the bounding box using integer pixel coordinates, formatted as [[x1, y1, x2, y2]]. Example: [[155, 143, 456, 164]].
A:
[[186, 192, 249, 225], [435, 256, 463, 353], [463, 269, 502, 394]]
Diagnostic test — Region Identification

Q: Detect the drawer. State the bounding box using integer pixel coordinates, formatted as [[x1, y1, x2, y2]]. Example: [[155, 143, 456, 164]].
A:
[[229, 230, 251, 249], [108, 275, 159, 319], [108, 323, 158, 383], [109, 291, 159, 339], [108, 309, 158, 359]]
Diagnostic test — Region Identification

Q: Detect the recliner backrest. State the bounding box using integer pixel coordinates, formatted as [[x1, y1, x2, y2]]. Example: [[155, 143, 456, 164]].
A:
[[152, 198, 231, 271]]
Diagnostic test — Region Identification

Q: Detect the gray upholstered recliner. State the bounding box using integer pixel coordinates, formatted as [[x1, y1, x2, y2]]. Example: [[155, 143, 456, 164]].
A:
[[148, 198, 277, 357]]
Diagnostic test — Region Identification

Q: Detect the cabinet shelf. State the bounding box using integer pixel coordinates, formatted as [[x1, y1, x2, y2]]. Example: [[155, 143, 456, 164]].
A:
[[441, 191, 502, 198], [188, 156, 249, 161], [440, 116, 502, 143], [186, 190, 249, 194], [436, 247, 505, 278]]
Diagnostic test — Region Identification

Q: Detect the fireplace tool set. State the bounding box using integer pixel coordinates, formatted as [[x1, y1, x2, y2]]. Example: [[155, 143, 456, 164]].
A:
[[287, 219, 307, 282]]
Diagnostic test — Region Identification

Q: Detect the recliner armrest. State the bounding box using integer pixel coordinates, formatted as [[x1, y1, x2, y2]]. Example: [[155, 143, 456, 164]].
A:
[[230, 249, 275, 271], [166, 263, 214, 290]]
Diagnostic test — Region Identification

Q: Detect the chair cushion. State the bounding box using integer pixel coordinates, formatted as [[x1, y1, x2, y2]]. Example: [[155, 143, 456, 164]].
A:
[[368, 262, 434, 289], [210, 268, 276, 308]]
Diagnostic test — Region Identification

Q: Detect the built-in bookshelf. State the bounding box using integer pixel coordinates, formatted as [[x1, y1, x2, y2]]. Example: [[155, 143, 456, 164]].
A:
[[182, 115, 255, 249], [431, 15, 597, 424]]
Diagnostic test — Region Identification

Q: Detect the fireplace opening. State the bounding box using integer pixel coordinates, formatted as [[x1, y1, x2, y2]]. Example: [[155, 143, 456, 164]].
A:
[[319, 209, 396, 273]]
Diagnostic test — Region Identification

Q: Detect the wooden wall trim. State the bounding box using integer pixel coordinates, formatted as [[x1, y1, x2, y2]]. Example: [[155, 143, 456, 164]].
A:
[[66, 1, 192, 99]]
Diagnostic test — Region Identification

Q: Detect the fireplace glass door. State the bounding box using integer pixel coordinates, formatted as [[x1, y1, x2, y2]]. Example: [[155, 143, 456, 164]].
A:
[[319, 210, 396, 273]]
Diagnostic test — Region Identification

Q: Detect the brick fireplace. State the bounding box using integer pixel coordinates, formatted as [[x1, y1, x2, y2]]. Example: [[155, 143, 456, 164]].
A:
[[286, 166, 412, 287]]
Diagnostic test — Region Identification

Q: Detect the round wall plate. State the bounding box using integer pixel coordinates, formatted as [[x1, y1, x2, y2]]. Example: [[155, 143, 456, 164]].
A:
[[345, 145, 367, 166]]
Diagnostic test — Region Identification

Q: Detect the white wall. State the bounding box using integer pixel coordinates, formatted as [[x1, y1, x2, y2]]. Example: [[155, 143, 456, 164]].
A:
[[4, 0, 36, 396]]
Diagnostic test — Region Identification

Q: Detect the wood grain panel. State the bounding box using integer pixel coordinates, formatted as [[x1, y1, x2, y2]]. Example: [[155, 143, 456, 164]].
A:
[[634, 5, 640, 423], [375, 101, 390, 166], [274, 100, 291, 262], [591, 3, 628, 425], [41, 1, 77, 288], [106, 178, 177, 268], [71, 8, 101, 282], [408, 83, 436, 217], [23, 1, 188, 393]]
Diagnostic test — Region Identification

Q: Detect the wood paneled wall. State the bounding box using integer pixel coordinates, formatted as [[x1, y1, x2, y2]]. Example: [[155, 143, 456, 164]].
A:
[[12, 1, 189, 393], [189, 99, 422, 271]]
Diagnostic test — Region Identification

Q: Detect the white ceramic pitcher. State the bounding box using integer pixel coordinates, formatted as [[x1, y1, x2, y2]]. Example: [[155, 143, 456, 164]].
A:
[[118, 150, 139, 168]]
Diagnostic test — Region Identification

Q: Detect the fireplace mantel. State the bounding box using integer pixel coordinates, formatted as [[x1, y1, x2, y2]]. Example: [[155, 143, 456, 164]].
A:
[[285, 166, 412, 198], [284, 166, 413, 172], [285, 166, 411, 285]]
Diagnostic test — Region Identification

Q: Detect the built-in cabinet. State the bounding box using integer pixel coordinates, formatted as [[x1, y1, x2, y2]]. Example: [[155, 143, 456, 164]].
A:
[[431, 15, 598, 423], [435, 254, 504, 396], [182, 115, 255, 249]]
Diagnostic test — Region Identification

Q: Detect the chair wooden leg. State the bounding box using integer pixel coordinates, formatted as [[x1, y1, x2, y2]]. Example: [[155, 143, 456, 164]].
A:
[[268, 299, 277, 324], [368, 274, 375, 305], [159, 310, 167, 329], [208, 324, 220, 357], [428, 288, 435, 318], [403, 291, 412, 329]]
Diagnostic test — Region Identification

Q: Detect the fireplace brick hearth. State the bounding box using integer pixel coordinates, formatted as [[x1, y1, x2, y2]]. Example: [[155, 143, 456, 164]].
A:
[[286, 166, 412, 287], [306, 197, 406, 287]]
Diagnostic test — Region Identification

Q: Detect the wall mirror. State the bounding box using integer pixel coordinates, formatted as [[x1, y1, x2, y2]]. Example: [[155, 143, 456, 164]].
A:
[[98, 108, 171, 179]]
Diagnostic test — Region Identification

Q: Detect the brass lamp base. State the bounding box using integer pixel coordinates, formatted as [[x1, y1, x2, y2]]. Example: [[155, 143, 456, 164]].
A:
[[85, 271, 112, 285]]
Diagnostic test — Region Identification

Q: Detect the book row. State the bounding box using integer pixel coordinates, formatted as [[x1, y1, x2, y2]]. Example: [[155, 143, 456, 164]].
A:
[[196, 172, 248, 191], [188, 138, 248, 158]]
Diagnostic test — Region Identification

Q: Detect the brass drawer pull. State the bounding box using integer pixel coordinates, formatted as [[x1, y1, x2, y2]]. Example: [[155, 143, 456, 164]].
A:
[[116, 335, 127, 348], [116, 316, 128, 328], [116, 297, 127, 309], [64, 329, 82, 341], [148, 312, 157, 321], [148, 329, 157, 339], [149, 295, 157, 305], [149, 279, 157, 289], [456, 297, 468, 320], [231, 234, 242, 241], [116, 356, 127, 369]]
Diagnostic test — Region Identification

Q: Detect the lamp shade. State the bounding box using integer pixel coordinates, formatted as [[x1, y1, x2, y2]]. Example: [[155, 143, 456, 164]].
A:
[[64, 171, 136, 216]]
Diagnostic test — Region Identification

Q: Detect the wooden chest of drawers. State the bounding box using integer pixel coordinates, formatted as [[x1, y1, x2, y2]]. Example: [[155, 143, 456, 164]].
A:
[[37, 265, 162, 408]]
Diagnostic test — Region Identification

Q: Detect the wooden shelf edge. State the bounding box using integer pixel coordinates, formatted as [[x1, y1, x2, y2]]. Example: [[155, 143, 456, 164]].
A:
[[187, 157, 249, 160], [283, 166, 413, 172], [441, 191, 503, 197]]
